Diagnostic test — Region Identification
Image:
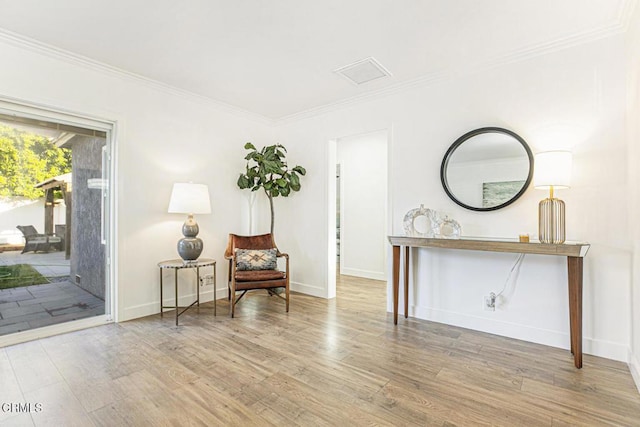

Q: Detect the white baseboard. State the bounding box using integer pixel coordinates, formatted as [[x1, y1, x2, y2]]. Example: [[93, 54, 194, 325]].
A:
[[120, 289, 221, 322], [291, 281, 326, 298], [409, 306, 629, 362], [630, 350, 640, 394], [121, 281, 325, 322], [340, 267, 386, 281]]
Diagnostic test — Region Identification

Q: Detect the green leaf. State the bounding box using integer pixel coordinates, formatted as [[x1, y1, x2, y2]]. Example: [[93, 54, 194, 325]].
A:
[[263, 160, 282, 174], [237, 174, 250, 189], [236, 142, 305, 210]]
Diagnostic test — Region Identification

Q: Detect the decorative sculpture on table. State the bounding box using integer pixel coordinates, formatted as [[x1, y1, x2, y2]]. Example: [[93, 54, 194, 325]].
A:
[[403, 204, 461, 239]]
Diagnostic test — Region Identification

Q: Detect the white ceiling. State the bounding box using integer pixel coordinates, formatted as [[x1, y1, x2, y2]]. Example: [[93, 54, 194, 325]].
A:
[[0, 0, 630, 120]]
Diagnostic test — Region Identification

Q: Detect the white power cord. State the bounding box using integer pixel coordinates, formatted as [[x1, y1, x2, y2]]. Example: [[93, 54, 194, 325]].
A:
[[492, 253, 525, 308]]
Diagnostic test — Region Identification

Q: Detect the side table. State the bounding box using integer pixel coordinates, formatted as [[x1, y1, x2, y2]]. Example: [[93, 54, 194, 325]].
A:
[[158, 258, 216, 325]]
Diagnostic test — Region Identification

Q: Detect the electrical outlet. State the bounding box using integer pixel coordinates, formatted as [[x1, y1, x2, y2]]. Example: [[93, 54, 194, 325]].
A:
[[483, 293, 496, 311], [199, 274, 214, 287]]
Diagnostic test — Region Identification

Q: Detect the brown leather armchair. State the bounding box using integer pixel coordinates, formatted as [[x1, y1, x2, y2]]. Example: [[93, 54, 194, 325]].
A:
[[224, 233, 290, 318]]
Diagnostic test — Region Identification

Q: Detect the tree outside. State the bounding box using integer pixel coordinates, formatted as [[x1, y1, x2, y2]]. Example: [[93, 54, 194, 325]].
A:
[[0, 124, 72, 199]]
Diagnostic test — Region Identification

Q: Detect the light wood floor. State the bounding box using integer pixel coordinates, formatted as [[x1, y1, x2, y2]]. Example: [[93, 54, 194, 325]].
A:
[[1, 274, 640, 426]]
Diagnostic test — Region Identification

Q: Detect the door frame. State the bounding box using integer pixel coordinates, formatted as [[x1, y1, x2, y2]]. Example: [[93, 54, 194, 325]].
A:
[[327, 127, 392, 299]]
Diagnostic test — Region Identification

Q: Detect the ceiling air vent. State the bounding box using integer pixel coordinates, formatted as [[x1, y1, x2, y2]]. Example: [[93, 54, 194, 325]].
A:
[[334, 57, 392, 85]]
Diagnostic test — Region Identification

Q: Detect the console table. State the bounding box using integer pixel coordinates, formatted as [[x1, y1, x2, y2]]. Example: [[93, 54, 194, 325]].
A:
[[388, 236, 590, 368]]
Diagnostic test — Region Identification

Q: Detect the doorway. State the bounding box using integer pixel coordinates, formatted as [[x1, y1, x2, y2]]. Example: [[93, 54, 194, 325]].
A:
[[328, 130, 389, 298], [0, 101, 114, 343]]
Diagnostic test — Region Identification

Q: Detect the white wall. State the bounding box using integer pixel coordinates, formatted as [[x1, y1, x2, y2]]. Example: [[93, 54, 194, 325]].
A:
[[336, 130, 387, 281], [0, 36, 273, 321], [275, 34, 631, 362], [625, 4, 640, 390], [0, 199, 43, 244], [0, 198, 67, 244]]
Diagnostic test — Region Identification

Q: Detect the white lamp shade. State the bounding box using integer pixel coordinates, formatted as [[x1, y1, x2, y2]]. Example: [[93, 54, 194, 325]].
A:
[[168, 183, 211, 214], [534, 151, 572, 190]]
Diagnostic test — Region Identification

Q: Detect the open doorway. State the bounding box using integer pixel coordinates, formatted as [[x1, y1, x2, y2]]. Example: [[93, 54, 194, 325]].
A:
[[329, 130, 389, 298], [0, 103, 113, 341]]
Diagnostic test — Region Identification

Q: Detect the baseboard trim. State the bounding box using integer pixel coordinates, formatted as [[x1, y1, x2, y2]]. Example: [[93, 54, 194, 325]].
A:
[[291, 281, 326, 298], [409, 306, 629, 362], [121, 282, 321, 322], [630, 350, 640, 394], [340, 267, 386, 281], [120, 289, 218, 321]]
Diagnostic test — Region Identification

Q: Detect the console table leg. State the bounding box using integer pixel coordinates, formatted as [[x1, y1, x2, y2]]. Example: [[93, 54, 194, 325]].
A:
[[568, 256, 583, 368], [393, 245, 400, 325], [404, 246, 409, 319], [159, 267, 163, 317]]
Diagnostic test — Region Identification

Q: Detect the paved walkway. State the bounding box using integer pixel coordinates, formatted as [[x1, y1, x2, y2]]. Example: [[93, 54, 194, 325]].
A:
[[0, 250, 104, 336]]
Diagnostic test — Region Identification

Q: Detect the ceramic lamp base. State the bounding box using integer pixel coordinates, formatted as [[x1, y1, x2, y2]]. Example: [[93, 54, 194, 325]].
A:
[[177, 214, 203, 261], [177, 237, 203, 261], [538, 197, 565, 244]]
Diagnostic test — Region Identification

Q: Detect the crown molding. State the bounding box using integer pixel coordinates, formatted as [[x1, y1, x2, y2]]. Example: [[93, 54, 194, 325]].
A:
[[0, 28, 273, 126], [0, 0, 634, 128], [275, 1, 635, 125], [275, 69, 450, 125]]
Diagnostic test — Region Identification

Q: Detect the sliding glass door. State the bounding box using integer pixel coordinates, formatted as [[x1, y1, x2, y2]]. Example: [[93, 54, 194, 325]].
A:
[[0, 101, 113, 340]]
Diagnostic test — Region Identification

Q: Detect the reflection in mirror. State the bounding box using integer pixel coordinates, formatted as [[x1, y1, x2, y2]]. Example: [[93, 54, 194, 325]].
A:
[[441, 128, 533, 211]]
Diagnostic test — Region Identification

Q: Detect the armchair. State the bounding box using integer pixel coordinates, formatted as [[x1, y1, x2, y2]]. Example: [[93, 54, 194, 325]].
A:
[[224, 233, 290, 318], [16, 225, 63, 254]]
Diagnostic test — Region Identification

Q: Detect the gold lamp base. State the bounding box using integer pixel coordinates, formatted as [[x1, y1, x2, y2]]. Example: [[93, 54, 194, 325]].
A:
[[538, 191, 565, 244]]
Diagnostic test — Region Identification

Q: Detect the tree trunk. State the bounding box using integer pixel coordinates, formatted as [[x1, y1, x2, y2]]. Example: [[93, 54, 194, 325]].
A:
[[267, 192, 275, 235]]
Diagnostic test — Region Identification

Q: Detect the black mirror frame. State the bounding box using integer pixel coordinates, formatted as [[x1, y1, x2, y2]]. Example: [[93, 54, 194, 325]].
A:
[[440, 127, 534, 212]]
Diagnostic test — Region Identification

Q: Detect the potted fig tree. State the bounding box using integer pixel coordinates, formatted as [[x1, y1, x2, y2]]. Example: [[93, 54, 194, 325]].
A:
[[237, 143, 306, 235]]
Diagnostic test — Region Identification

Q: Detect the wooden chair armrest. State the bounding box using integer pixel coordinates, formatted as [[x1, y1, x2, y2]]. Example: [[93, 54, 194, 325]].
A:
[[277, 252, 289, 276]]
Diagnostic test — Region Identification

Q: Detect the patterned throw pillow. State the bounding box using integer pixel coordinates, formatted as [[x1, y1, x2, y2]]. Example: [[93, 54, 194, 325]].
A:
[[235, 248, 277, 271]]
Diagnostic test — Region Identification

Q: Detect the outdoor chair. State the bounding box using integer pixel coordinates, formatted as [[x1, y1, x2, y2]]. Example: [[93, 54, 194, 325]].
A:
[[224, 233, 290, 318], [54, 224, 66, 251], [16, 225, 63, 254]]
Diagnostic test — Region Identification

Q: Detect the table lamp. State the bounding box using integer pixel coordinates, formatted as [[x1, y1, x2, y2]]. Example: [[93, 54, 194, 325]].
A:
[[168, 183, 211, 261], [534, 151, 572, 244]]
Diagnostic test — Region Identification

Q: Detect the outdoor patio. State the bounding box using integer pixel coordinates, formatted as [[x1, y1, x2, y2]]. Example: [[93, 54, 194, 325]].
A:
[[0, 250, 104, 336]]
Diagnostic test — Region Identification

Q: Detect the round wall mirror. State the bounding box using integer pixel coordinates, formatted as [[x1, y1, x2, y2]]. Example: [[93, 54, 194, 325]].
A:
[[440, 127, 533, 211]]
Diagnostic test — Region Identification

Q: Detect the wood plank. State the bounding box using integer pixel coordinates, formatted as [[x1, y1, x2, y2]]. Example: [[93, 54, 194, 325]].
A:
[[0, 273, 637, 425]]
